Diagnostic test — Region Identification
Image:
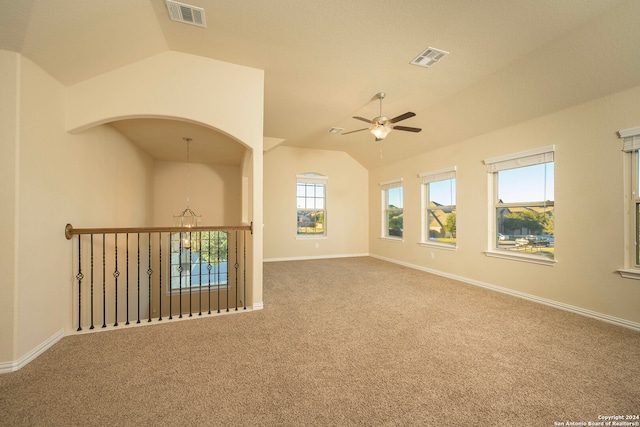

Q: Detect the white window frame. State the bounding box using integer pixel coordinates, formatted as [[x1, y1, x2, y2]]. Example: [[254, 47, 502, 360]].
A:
[[483, 146, 557, 266], [296, 173, 328, 239], [617, 126, 640, 279], [419, 166, 457, 250], [380, 178, 404, 241]]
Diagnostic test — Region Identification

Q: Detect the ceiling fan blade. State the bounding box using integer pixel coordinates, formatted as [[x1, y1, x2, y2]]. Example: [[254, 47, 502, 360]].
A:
[[389, 112, 416, 123], [352, 116, 373, 124], [341, 128, 369, 135], [393, 125, 422, 133]]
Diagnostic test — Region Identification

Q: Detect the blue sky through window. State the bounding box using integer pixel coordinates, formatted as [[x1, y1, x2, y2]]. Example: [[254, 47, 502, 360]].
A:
[[387, 187, 403, 208], [498, 163, 554, 203], [429, 179, 456, 206]]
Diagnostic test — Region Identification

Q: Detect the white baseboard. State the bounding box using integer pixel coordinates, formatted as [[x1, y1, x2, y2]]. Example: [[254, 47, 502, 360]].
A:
[[0, 329, 65, 374], [252, 302, 264, 310], [264, 253, 369, 263], [371, 254, 640, 332]]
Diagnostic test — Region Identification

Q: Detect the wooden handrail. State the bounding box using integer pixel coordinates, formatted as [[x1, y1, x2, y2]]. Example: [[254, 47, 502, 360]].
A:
[[65, 223, 252, 240]]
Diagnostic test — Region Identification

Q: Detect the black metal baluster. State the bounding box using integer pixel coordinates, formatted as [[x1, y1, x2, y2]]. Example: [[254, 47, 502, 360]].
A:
[[90, 234, 95, 329], [217, 232, 221, 314], [198, 232, 202, 316], [114, 234, 119, 327], [178, 232, 183, 319], [226, 232, 230, 311], [158, 232, 162, 321], [137, 233, 141, 324], [147, 232, 152, 322], [126, 233, 130, 325], [188, 231, 193, 317], [234, 231, 239, 311], [76, 235, 83, 331], [207, 232, 212, 315], [243, 230, 247, 310], [169, 233, 173, 320], [102, 234, 106, 328]]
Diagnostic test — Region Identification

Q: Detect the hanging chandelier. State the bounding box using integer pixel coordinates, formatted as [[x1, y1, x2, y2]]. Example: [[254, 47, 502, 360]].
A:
[[173, 137, 201, 230]]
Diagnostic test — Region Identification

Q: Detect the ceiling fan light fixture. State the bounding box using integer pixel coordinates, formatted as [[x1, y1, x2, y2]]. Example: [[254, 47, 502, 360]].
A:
[[342, 92, 421, 140], [371, 123, 392, 141]]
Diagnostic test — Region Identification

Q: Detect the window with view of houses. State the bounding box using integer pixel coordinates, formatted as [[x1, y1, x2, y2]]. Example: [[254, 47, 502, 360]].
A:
[[485, 146, 555, 261], [297, 173, 327, 237], [420, 167, 456, 247], [419, 167, 456, 247]]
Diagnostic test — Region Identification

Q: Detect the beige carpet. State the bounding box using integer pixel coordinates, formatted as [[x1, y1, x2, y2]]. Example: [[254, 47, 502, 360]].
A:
[[1, 257, 639, 426]]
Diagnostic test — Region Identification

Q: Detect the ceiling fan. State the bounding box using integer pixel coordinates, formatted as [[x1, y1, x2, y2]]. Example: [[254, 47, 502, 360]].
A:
[[342, 92, 422, 141]]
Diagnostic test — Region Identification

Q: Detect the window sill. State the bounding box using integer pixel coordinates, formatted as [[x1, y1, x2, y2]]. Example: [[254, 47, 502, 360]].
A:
[[380, 236, 404, 243], [617, 268, 640, 280], [484, 250, 557, 266], [419, 241, 457, 251]]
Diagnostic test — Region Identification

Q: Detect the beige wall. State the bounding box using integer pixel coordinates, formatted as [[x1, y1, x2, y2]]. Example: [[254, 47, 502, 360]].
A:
[[0, 51, 19, 363], [66, 51, 263, 147], [0, 53, 156, 366], [153, 161, 242, 227], [263, 146, 368, 260], [369, 84, 640, 326]]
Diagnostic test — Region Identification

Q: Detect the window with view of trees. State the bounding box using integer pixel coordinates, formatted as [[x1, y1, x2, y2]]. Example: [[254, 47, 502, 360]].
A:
[[297, 173, 327, 236], [170, 231, 228, 290], [420, 167, 456, 246], [485, 146, 554, 260], [381, 179, 403, 238]]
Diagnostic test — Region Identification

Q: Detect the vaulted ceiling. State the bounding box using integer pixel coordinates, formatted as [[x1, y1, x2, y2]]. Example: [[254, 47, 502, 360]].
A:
[[2, 0, 639, 169]]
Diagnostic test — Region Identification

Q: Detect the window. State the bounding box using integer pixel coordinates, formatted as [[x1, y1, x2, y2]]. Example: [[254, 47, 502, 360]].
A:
[[618, 126, 640, 279], [381, 179, 403, 239], [297, 173, 327, 237], [485, 146, 555, 263], [420, 167, 456, 247], [170, 231, 228, 290]]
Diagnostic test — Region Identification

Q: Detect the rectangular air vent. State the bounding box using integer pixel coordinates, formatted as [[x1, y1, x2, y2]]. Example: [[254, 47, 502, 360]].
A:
[[166, 0, 206, 27], [410, 47, 449, 68]]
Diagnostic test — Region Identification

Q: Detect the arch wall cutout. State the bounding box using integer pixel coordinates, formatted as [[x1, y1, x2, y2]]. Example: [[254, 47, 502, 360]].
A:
[[65, 50, 264, 309]]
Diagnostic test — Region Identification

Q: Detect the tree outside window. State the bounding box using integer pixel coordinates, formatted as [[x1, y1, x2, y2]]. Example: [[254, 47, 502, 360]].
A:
[[382, 180, 403, 238], [297, 173, 327, 236], [421, 168, 456, 246], [170, 231, 228, 290]]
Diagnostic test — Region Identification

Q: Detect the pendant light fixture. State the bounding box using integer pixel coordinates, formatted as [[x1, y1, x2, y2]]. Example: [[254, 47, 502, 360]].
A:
[[173, 137, 201, 238]]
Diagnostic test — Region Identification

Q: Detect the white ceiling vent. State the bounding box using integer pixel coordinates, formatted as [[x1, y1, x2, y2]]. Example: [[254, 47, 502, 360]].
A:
[[410, 47, 449, 68], [166, 0, 206, 27]]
